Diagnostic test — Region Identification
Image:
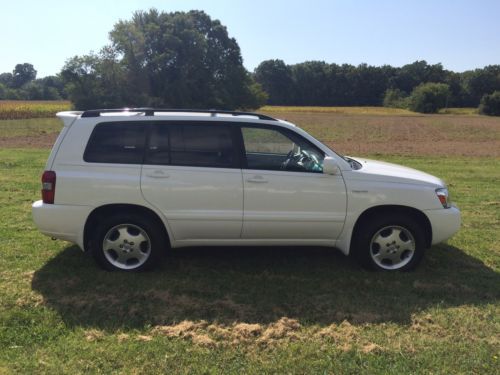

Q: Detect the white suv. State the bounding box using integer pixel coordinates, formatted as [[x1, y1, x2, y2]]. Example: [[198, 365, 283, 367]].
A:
[[32, 108, 460, 272]]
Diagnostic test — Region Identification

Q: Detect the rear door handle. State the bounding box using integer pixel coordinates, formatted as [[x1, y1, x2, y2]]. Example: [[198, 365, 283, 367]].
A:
[[246, 175, 268, 183], [145, 170, 170, 178]]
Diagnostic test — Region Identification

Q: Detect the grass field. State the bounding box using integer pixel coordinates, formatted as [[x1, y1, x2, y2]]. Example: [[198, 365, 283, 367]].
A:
[[0, 106, 499, 373]]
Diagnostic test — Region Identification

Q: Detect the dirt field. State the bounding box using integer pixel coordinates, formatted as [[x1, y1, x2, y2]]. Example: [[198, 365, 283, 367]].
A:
[[2, 110, 499, 157], [262, 111, 500, 157]]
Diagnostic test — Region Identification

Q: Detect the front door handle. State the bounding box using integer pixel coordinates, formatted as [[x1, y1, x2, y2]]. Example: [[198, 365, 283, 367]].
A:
[[145, 170, 170, 178], [246, 175, 268, 183]]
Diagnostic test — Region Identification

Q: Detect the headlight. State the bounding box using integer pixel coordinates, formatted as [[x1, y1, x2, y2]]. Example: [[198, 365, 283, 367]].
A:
[[435, 188, 450, 208]]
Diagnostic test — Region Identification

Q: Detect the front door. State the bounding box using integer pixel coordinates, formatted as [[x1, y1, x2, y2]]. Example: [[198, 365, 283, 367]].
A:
[[240, 125, 346, 240]]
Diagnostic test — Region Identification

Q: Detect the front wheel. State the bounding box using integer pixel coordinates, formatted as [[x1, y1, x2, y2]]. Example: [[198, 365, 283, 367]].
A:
[[91, 213, 165, 271], [351, 214, 426, 271]]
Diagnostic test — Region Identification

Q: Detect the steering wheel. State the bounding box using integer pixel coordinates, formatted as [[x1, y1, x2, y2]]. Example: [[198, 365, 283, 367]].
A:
[[281, 149, 298, 170], [282, 149, 322, 172]]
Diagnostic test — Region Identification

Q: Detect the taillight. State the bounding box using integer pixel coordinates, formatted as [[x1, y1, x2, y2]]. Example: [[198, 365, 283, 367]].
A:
[[41, 171, 56, 204]]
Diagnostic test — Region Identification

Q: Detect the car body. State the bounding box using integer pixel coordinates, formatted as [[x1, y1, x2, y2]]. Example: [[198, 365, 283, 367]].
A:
[[32, 109, 461, 271]]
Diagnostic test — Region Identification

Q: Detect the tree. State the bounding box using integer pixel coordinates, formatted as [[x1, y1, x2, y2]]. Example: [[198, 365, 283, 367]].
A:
[[291, 61, 330, 105], [76, 9, 263, 109], [408, 83, 450, 113], [0, 73, 13, 88], [462, 65, 500, 106], [479, 91, 500, 116], [390, 61, 447, 94], [39, 75, 66, 99], [348, 63, 394, 106], [12, 63, 37, 88], [61, 51, 127, 109], [254, 60, 294, 105], [61, 9, 265, 109]]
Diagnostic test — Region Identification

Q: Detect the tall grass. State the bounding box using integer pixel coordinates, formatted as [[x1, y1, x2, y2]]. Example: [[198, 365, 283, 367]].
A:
[[0, 100, 71, 120]]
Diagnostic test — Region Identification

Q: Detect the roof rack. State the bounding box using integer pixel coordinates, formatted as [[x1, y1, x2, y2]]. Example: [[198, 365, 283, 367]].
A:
[[80, 108, 277, 121]]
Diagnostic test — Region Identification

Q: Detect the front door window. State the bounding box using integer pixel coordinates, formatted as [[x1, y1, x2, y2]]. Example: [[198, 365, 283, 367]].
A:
[[241, 127, 324, 173]]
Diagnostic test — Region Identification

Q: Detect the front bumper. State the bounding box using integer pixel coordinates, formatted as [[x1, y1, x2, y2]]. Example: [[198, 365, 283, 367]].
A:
[[424, 205, 461, 245], [32, 200, 92, 250]]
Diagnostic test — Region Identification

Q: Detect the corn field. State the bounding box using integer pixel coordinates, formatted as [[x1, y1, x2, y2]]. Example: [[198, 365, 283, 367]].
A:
[[0, 100, 71, 120]]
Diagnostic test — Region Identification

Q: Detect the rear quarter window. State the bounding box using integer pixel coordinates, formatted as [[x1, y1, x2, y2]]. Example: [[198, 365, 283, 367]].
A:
[[84, 122, 146, 164]]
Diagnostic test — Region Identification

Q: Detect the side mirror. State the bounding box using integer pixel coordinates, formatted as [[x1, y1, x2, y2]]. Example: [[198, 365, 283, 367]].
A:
[[323, 156, 341, 175]]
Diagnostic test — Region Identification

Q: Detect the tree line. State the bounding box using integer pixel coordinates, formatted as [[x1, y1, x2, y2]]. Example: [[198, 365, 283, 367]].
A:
[[1, 9, 499, 115], [254, 59, 500, 112]]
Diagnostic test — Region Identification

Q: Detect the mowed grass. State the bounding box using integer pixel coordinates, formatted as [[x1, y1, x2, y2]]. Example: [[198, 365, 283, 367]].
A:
[[0, 118, 62, 138], [0, 111, 499, 373], [0, 100, 71, 120]]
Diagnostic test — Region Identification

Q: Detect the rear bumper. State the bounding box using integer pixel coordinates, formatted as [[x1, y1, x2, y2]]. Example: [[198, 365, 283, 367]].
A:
[[424, 206, 461, 245], [32, 200, 92, 250]]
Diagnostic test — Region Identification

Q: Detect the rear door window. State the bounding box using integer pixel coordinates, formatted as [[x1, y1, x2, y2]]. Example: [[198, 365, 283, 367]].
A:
[[145, 123, 237, 168]]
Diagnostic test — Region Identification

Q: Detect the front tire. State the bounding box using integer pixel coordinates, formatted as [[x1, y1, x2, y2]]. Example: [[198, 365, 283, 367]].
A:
[[91, 213, 165, 271], [351, 214, 426, 271]]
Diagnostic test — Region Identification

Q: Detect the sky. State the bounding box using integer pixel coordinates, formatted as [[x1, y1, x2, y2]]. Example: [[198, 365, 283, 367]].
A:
[[1, 0, 499, 78]]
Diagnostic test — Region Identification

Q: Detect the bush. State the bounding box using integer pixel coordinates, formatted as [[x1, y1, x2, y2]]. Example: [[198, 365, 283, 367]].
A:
[[383, 88, 409, 108], [479, 91, 500, 116], [408, 82, 450, 113]]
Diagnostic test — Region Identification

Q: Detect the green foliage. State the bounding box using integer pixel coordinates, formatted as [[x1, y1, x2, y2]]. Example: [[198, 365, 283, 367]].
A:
[[254, 60, 294, 105], [0, 72, 13, 87], [479, 90, 500, 116], [253, 60, 450, 107], [61, 52, 126, 109], [12, 63, 37, 88], [383, 88, 409, 108], [253, 60, 500, 108], [0, 64, 65, 100], [61, 9, 265, 110], [408, 83, 451, 113], [242, 80, 269, 110], [463, 65, 500, 106], [389, 60, 447, 94]]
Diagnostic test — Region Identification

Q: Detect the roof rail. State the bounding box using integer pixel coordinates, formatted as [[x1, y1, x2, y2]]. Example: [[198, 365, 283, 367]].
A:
[[80, 108, 277, 121]]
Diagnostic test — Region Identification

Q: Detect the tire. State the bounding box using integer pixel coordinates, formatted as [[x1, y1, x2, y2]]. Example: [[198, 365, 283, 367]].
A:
[[351, 213, 426, 271], [91, 213, 166, 271]]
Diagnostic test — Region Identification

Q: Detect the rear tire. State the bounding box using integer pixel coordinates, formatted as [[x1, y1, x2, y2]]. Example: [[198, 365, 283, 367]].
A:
[[351, 213, 426, 271], [91, 213, 166, 271]]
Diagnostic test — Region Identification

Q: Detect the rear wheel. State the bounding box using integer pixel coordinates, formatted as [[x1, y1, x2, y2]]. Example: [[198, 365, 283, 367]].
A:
[[91, 213, 165, 271], [351, 214, 426, 271]]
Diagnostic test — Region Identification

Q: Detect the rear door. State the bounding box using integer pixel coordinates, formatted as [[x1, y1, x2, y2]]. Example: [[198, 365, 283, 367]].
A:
[[140, 122, 243, 240], [240, 125, 347, 240]]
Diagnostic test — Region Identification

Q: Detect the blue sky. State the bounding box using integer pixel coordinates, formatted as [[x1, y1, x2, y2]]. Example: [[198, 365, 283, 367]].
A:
[[1, 0, 499, 77]]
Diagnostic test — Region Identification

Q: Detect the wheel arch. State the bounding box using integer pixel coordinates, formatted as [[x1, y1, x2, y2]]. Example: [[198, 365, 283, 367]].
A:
[[83, 203, 171, 252], [351, 205, 432, 251]]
